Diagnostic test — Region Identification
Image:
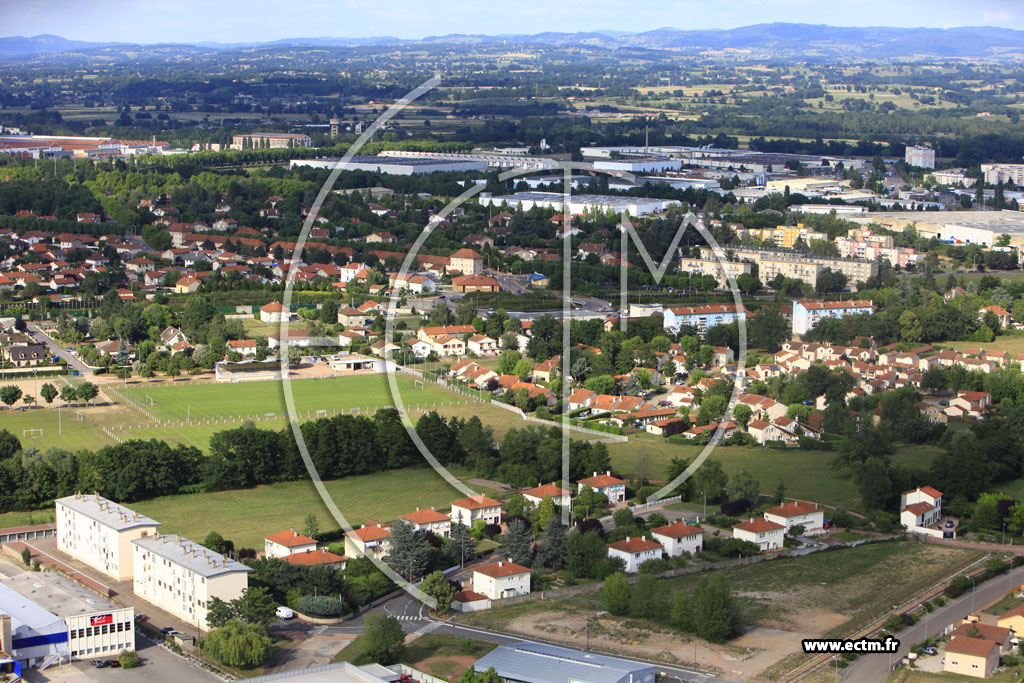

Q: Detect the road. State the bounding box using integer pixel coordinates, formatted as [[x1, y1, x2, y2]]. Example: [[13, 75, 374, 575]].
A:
[[26, 323, 93, 376], [843, 562, 1024, 683]]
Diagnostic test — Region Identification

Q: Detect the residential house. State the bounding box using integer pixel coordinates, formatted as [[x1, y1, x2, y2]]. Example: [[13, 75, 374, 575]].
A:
[[2, 344, 47, 367], [472, 561, 531, 600], [344, 522, 391, 559], [763, 501, 824, 533], [283, 549, 347, 569], [577, 472, 626, 503], [264, 530, 318, 559], [449, 248, 484, 275], [731, 518, 785, 552], [521, 484, 572, 508], [650, 522, 703, 557], [944, 637, 999, 679], [227, 339, 258, 357], [607, 536, 663, 573], [980, 305, 1012, 329], [337, 306, 367, 327], [259, 302, 291, 324], [398, 508, 451, 538], [450, 495, 502, 527], [467, 334, 498, 356]]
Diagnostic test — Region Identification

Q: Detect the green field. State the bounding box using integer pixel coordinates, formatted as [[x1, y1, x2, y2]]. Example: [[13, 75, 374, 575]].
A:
[[126, 468, 500, 550], [608, 433, 942, 511], [0, 404, 126, 451], [118, 374, 459, 422]]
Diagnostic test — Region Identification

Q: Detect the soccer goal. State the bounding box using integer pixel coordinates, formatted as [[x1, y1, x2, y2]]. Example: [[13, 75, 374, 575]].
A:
[[74, 412, 85, 422], [413, 379, 425, 390], [144, 395, 156, 406], [22, 428, 43, 438], [316, 409, 328, 417]]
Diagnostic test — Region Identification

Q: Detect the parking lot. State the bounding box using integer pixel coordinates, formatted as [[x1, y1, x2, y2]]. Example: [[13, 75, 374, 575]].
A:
[[22, 636, 218, 683]]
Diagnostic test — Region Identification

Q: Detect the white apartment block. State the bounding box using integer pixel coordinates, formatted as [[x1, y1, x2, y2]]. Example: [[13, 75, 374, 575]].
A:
[[677, 256, 753, 288], [792, 299, 875, 335], [56, 493, 162, 581], [695, 246, 878, 290], [663, 303, 747, 337], [905, 146, 936, 169], [131, 533, 251, 630], [981, 163, 1024, 186]]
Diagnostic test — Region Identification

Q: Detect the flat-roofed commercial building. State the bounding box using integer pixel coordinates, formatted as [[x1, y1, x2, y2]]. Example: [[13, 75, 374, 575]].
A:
[[473, 642, 657, 683], [291, 156, 487, 175], [131, 533, 251, 630], [231, 132, 311, 150], [480, 191, 679, 216], [55, 493, 161, 581], [0, 572, 135, 668]]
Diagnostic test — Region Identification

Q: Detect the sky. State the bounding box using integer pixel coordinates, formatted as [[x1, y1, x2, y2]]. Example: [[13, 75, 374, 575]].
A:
[[0, 0, 1022, 43]]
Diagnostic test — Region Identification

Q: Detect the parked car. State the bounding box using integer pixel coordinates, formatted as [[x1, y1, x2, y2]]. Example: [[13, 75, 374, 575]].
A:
[[105, 660, 122, 668], [276, 606, 295, 620], [158, 627, 174, 636], [135, 614, 149, 622], [90, 660, 109, 668], [945, 520, 955, 528], [922, 647, 938, 656]]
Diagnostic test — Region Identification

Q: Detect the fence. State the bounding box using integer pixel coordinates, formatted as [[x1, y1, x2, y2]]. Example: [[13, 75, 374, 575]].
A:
[[630, 495, 682, 512], [489, 400, 629, 443]]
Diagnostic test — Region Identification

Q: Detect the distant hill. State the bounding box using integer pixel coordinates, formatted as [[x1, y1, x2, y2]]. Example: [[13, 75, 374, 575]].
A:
[[2, 23, 1024, 60]]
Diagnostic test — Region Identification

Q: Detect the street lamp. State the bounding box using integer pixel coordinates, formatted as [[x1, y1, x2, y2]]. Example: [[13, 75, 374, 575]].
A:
[[756, 631, 765, 675], [969, 575, 977, 614], [701, 490, 707, 519], [832, 655, 839, 683], [743, 647, 750, 680], [1004, 522, 1007, 546]]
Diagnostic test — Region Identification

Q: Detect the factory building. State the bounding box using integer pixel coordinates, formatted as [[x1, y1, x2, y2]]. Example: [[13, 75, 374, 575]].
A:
[[480, 191, 679, 216]]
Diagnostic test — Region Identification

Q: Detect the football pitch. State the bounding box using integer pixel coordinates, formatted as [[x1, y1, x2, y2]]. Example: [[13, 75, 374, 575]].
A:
[[118, 374, 460, 422]]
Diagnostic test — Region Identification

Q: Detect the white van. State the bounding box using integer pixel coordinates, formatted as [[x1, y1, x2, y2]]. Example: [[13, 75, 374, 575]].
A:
[[276, 606, 295, 620]]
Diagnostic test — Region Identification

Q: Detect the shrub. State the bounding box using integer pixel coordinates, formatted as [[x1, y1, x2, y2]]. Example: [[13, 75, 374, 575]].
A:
[[720, 498, 752, 516], [296, 595, 345, 618], [118, 650, 141, 669]]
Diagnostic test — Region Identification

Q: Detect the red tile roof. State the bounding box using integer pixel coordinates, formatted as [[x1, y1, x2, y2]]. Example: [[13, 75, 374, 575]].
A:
[[764, 501, 821, 518], [578, 473, 625, 489], [522, 484, 570, 500], [474, 560, 530, 578], [283, 549, 346, 566], [733, 519, 785, 534], [650, 522, 703, 539], [399, 509, 451, 524], [945, 636, 998, 657], [608, 537, 662, 553], [451, 495, 501, 510], [265, 530, 316, 547]]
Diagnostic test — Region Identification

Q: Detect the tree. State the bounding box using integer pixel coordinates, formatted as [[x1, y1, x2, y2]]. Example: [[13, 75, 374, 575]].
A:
[[729, 469, 760, 502], [204, 620, 272, 668], [567, 530, 606, 578], [420, 571, 457, 613], [497, 349, 522, 375], [444, 521, 477, 567], [233, 587, 277, 626], [1008, 501, 1024, 537], [501, 518, 533, 566], [385, 519, 432, 580], [40, 383, 57, 405], [360, 614, 405, 665], [60, 385, 77, 404], [0, 386, 22, 408], [536, 517, 567, 569], [202, 531, 232, 555], [536, 496, 557, 529], [76, 382, 99, 405], [602, 572, 632, 616], [20, 547, 30, 567], [304, 513, 320, 539], [733, 404, 753, 428], [206, 597, 234, 629], [693, 574, 740, 642], [584, 375, 616, 395]]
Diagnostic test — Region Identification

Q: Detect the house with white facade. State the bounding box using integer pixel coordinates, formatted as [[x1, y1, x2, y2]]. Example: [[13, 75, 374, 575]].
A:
[[663, 303, 746, 336], [450, 495, 502, 527], [607, 536, 663, 573], [259, 301, 291, 323], [899, 486, 946, 537], [763, 501, 825, 534], [577, 472, 627, 503], [731, 518, 785, 552], [264, 530, 318, 559], [650, 522, 703, 557], [472, 561, 531, 600], [344, 523, 391, 559], [398, 508, 451, 538], [521, 484, 572, 508]]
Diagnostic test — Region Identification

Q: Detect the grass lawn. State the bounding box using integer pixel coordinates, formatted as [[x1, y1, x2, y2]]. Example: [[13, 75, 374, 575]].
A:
[[0, 404, 131, 451], [118, 374, 462, 422], [886, 669, 1021, 683], [241, 318, 305, 338], [943, 336, 1024, 356], [124, 467, 501, 550], [609, 434, 942, 512], [399, 634, 499, 680]]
